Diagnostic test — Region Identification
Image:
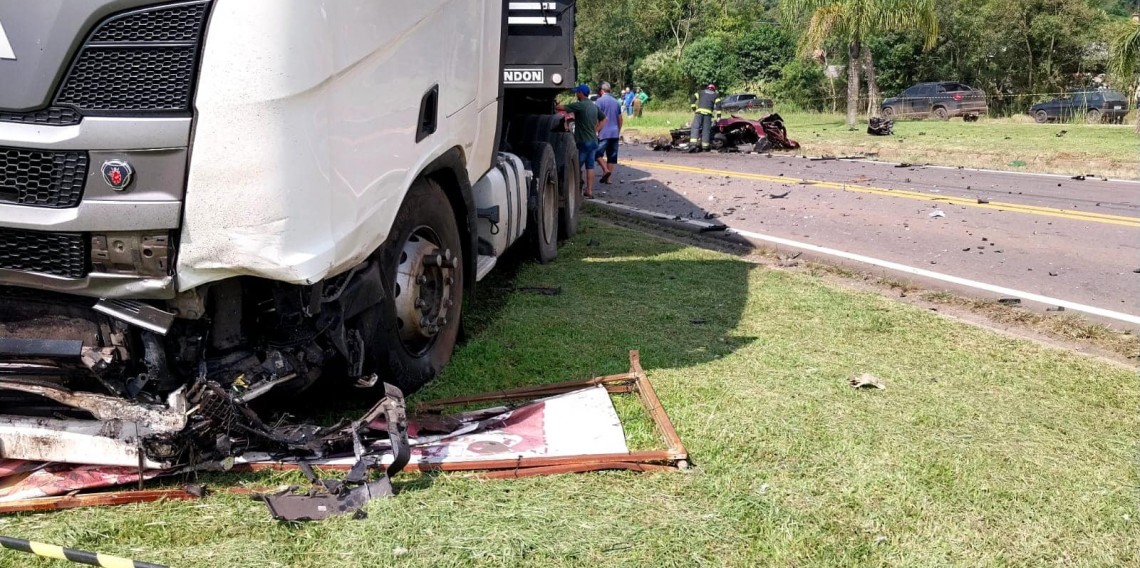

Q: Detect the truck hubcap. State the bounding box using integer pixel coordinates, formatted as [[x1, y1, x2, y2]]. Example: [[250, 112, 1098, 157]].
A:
[[393, 229, 455, 354]]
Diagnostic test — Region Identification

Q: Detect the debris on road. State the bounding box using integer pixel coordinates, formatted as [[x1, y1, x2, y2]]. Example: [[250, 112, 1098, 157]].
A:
[[977, 197, 990, 204], [1071, 175, 1086, 181], [998, 298, 1021, 305], [929, 210, 946, 218], [769, 191, 791, 199], [848, 373, 885, 390]]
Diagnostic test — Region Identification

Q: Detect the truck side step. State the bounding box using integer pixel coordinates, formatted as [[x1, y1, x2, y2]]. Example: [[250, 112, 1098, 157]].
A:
[[475, 255, 498, 282], [93, 299, 176, 335]]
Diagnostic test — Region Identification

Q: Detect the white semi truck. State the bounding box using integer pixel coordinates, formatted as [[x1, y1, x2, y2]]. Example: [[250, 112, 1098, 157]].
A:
[[0, 1, 582, 464]]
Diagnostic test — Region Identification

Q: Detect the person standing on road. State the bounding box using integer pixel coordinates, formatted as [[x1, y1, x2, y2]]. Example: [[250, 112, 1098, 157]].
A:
[[595, 82, 623, 185], [623, 87, 636, 117], [634, 87, 648, 118], [555, 84, 606, 199], [688, 84, 721, 153]]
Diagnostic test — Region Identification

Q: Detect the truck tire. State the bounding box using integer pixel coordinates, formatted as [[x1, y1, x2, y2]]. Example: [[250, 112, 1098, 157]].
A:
[[754, 137, 772, 153], [550, 131, 581, 240], [933, 106, 949, 120], [359, 177, 463, 394], [1086, 109, 1102, 124], [1034, 110, 1049, 123], [526, 142, 559, 264], [881, 106, 895, 120]]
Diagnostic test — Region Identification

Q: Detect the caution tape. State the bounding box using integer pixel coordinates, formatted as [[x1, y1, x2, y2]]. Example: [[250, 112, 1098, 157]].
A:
[[0, 536, 167, 568]]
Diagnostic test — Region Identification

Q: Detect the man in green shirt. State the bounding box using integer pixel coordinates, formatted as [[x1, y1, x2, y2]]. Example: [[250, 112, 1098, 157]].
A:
[[634, 87, 648, 117], [556, 84, 607, 198]]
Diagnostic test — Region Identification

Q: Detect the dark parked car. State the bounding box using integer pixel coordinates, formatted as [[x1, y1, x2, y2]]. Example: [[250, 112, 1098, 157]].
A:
[[881, 82, 987, 121], [1029, 90, 1129, 124], [717, 93, 774, 112]]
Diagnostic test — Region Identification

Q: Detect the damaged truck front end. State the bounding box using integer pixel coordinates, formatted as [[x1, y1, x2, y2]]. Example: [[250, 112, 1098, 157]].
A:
[[0, 0, 440, 468]]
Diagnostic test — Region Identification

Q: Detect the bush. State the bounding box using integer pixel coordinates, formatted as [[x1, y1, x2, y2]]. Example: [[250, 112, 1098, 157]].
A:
[[735, 25, 795, 84], [681, 37, 740, 91], [772, 59, 828, 112], [633, 49, 687, 100]]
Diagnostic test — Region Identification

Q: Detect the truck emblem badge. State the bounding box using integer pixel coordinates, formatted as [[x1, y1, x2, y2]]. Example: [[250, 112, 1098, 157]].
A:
[[101, 160, 134, 191], [0, 20, 15, 60]]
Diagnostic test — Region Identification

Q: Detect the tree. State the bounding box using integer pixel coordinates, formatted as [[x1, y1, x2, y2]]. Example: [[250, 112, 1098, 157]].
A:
[[735, 24, 796, 83], [1109, 21, 1140, 131], [773, 58, 830, 110], [681, 36, 742, 91], [781, 0, 939, 127]]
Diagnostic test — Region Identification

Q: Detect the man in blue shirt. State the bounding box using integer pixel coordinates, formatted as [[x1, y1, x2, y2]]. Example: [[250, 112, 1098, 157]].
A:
[[623, 87, 636, 117], [594, 82, 623, 185]]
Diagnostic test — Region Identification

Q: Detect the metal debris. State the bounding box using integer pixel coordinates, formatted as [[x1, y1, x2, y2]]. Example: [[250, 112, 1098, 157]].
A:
[[848, 373, 885, 390]]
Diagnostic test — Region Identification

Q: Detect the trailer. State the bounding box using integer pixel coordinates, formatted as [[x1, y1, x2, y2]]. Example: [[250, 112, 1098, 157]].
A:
[[0, 0, 581, 466]]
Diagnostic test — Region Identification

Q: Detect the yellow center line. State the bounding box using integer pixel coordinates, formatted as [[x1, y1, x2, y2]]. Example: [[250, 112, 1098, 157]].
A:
[[623, 159, 1140, 228]]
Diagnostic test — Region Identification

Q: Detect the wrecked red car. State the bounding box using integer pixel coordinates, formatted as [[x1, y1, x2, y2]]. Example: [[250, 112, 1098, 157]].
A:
[[664, 113, 800, 152]]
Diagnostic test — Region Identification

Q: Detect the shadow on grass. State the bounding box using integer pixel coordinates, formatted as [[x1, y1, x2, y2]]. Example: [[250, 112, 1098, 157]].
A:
[[416, 218, 757, 401]]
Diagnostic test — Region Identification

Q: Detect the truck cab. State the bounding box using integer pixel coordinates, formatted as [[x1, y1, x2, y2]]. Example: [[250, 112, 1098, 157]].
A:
[[0, 1, 581, 467]]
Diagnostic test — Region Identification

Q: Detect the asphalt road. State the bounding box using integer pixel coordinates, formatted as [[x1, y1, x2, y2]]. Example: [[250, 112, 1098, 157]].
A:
[[593, 145, 1140, 325]]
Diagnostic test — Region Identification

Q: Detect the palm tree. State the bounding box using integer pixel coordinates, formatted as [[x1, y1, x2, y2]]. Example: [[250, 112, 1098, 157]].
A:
[[1109, 23, 1140, 132], [781, 0, 939, 128]]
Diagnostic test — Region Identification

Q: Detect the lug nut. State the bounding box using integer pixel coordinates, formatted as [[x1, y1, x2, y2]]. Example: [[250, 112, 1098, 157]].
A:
[[417, 275, 428, 285], [415, 299, 427, 309]]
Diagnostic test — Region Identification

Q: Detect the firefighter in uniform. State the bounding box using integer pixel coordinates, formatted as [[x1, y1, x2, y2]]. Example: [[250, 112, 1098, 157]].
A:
[[688, 84, 722, 152]]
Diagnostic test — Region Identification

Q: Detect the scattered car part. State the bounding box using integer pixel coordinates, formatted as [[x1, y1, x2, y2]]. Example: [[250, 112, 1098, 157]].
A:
[[251, 351, 690, 476], [867, 117, 894, 136], [848, 373, 885, 389], [92, 300, 176, 336]]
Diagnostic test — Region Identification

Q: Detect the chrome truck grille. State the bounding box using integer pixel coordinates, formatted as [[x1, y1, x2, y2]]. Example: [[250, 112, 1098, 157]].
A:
[[0, 1, 212, 297], [57, 2, 210, 114], [0, 1, 210, 124], [0, 147, 88, 208], [0, 229, 87, 279]]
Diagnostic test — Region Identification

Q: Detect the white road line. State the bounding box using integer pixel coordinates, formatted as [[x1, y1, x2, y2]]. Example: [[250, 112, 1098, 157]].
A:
[[593, 200, 1140, 326]]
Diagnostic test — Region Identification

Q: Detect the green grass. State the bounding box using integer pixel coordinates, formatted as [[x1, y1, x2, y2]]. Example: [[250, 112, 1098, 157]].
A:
[[623, 110, 1140, 178], [2, 219, 1137, 567]]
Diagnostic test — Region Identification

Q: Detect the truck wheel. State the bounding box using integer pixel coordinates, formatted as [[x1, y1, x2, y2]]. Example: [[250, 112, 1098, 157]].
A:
[[1086, 109, 1102, 124], [754, 137, 772, 153], [526, 142, 559, 263], [360, 177, 463, 394], [933, 106, 949, 120], [1034, 110, 1049, 123], [881, 106, 895, 120], [550, 131, 581, 240], [711, 133, 727, 150]]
